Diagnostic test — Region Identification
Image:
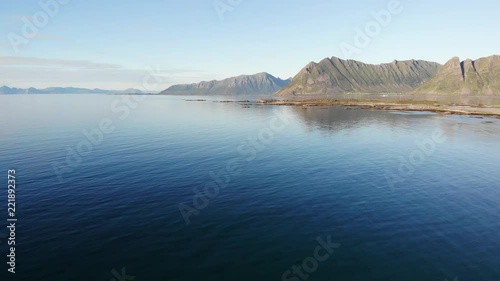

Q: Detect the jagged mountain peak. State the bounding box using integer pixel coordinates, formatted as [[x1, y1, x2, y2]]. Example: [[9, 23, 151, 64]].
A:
[[415, 55, 500, 95], [277, 56, 441, 96]]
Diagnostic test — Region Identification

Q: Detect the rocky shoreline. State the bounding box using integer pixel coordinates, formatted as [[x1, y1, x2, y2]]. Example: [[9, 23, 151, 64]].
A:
[[255, 99, 500, 119]]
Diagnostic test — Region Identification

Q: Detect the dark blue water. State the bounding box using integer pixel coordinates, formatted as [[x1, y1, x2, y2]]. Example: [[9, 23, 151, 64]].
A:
[[1, 95, 499, 281]]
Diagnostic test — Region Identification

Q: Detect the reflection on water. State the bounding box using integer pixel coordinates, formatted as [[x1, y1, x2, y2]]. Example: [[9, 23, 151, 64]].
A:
[[289, 105, 500, 138]]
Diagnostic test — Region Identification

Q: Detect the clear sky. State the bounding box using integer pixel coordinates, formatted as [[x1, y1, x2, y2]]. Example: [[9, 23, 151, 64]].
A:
[[1, 0, 499, 90]]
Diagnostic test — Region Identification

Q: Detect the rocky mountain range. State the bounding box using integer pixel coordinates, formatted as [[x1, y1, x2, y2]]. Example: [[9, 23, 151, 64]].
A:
[[5, 56, 499, 97], [160, 72, 291, 95], [276, 55, 500, 97], [276, 56, 441, 96]]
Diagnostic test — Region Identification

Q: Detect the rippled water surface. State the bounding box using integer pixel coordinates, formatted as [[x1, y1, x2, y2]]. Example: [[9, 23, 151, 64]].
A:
[[1, 95, 499, 281]]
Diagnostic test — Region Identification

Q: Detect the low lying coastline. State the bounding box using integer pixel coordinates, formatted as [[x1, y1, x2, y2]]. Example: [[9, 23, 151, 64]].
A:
[[255, 99, 500, 119]]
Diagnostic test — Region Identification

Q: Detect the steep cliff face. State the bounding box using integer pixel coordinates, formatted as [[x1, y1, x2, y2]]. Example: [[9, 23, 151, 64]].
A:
[[415, 55, 500, 95], [160, 73, 291, 95], [276, 56, 441, 96]]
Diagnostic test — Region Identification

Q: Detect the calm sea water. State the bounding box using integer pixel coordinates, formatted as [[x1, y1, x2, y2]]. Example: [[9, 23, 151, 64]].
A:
[[0, 94, 499, 281]]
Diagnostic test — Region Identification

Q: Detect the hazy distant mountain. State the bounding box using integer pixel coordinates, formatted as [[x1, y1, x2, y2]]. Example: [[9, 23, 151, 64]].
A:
[[276, 56, 441, 96], [0, 86, 23, 95], [414, 55, 500, 95], [160, 72, 291, 95], [0, 86, 144, 95]]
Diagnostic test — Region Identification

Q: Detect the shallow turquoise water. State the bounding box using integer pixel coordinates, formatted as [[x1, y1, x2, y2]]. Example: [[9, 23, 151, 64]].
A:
[[0, 95, 499, 281]]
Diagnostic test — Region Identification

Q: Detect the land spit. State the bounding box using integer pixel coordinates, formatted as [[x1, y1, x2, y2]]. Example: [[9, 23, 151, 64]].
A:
[[255, 99, 500, 119]]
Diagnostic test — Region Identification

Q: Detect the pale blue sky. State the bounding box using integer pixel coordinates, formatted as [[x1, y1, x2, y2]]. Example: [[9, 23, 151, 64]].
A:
[[1, 0, 499, 90]]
